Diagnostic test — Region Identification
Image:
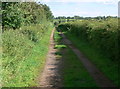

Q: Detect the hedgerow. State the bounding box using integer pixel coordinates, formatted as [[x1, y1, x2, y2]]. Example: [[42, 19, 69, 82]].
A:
[[58, 18, 119, 61]]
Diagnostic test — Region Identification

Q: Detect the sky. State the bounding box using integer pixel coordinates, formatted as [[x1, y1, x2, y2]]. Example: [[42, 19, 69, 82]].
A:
[[37, 0, 119, 17]]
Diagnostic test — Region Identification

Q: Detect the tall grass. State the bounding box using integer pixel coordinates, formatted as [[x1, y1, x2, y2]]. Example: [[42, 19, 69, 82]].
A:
[[2, 23, 53, 87]]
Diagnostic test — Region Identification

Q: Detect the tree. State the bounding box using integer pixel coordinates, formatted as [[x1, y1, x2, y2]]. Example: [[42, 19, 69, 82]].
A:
[[2, 2, 54, 30], [2, 2, 23, 29], [42, 4, 54, 21]]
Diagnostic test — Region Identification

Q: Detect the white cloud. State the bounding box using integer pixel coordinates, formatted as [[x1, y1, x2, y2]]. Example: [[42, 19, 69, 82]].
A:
[[38, 0, 118, 4], [37, 0, 118, 17]]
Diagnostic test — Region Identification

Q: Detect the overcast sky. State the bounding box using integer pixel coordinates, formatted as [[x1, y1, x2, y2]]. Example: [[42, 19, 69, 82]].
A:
[[37, 0, 119, 17]]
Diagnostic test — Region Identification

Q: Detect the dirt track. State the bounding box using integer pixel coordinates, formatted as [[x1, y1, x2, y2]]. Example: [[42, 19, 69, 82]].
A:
[[38, 28, 116, 88], [38, 28, 62, 88], [60, 32, 116, 87]]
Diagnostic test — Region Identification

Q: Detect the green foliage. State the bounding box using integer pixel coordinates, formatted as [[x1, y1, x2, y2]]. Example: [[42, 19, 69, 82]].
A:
[[42, 4, 54, 21], [54, 45, 67, 49], [54, 30, 97, 87], [2, 23, 53, 87], [58, 18, 119, 61], [2, 2, 23, 29], [2, 1, 54, 87], [62, 48, 98, 87], [2, 2, 53, 30], [64, 33, 119, 86]]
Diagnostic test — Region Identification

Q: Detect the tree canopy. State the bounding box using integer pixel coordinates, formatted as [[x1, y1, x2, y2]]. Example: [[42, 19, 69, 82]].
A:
[[2, 2, 54, 30]]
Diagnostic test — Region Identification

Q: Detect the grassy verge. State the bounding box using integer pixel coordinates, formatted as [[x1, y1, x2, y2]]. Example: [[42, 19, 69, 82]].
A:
[[54, 30, 98, 87], [2, 24, 53, 87], [62, 48, 98, 87], [65, 33, 119, 86]]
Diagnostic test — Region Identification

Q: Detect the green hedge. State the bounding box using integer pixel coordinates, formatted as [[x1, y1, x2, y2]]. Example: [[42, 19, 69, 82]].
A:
[[58, 18, 119, 61]]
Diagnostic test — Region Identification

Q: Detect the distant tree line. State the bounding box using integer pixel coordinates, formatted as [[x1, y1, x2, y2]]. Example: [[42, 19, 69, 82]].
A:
[[2, 2, 54, 30], [55, 15, 117, 20], [54, 15, 117, 25]]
